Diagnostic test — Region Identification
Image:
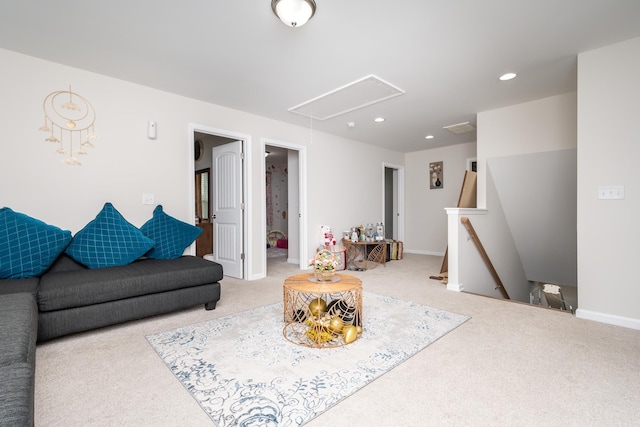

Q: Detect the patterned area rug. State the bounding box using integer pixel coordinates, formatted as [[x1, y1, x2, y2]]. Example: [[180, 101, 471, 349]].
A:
[[146, 292, 469, 426]]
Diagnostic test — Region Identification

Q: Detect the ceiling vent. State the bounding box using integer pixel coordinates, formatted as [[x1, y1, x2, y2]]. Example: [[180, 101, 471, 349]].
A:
[[288, 75, 405, 120], [443, 121, 476, 134]]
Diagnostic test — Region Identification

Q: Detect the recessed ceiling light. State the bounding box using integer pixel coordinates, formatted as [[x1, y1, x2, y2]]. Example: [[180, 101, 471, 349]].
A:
[[499, 72, 517, 81], [374, 117, 385, 123], [425, 135, 434, 140], [346, 121, 356, 128]]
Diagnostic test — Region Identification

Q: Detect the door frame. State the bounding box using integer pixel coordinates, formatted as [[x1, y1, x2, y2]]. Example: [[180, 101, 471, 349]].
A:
[[382, 162, 405, 242], [188, 123, 250, 280], [261, 137, 308, 273]]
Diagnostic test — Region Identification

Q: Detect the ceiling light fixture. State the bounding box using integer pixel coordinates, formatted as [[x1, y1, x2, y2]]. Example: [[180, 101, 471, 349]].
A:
[[346, 122, 356, 128], [499, 72, 517, 81], [425, 135, 434, 140], [271, 0, 316, 28], [374, 117, 385, 123]]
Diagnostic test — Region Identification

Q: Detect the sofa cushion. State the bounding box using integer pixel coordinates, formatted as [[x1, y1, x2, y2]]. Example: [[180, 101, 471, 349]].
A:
[[65, 203, 154, 269], [0, 293, 38, 368], [0, 278, 39, 296], [0, 363, 35, 426], [140, 205, 202, 260], [46, 253, 86, 274], [0, 207, 72, 278], [37, 256, 223, 312]]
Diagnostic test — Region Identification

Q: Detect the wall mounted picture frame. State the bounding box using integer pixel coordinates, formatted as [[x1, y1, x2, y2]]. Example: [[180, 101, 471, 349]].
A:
[[429, 161, 443, 189]]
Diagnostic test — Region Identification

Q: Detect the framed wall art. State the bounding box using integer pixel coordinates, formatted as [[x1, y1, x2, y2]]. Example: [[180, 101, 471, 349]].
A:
[[429, 161, 443, 189]]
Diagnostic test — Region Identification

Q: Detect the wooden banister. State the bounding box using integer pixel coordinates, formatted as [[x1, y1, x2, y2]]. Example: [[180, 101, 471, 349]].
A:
[[460, 217, 510, 300]]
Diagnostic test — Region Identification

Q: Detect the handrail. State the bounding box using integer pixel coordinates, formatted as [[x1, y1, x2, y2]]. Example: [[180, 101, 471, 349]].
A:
[[460, 217, 510, 299]]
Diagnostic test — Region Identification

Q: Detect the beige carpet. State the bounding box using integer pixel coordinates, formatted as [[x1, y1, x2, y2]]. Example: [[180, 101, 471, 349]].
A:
[[35, 254, 640, 426]]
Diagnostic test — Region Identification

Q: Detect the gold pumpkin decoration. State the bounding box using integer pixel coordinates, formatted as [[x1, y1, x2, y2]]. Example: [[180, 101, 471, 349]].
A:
[[328, 316, 344, 334], [308, 298, 327, 317], [342, 325, 358, 344]]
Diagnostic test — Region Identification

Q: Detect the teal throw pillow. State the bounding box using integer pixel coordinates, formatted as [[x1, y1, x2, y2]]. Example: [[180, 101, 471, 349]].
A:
[[65, 203, 154, 268], [0, 207, 72, 278], [140, 205, 202, 259]]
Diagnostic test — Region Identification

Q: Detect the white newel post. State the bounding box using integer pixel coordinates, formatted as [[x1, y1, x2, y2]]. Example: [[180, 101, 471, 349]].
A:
[[445, 208, 488, 293]]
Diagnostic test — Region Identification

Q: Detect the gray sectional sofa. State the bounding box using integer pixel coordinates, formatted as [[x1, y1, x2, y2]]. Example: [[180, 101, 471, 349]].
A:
[[0, 253, 222, 427]]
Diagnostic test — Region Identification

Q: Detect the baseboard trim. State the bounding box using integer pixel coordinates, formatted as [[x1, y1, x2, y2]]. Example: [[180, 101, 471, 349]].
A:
[[403, 249, 445, 257], [447, 282, 464, 292], [576, 308, 640, 330]]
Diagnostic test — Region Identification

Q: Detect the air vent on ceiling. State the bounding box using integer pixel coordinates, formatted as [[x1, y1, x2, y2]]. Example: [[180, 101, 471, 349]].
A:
[[443, 121, 476, 134], [288, 75, 405, 121]]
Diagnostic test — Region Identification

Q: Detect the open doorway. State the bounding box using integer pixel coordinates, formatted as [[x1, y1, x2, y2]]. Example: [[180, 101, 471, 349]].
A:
[[382, 163, 405, 242], [190, 125, 248, 280], [265, 146, 290, 265], [263, 139, 307, 276]]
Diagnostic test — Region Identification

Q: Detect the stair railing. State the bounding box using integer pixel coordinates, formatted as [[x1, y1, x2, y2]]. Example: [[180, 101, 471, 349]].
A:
[[460, 217, 510, 300]]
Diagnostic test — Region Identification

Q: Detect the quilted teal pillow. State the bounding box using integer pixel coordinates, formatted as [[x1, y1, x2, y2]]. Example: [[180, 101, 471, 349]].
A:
[[140, 205, 202, 259], [0, 207, 72, 278], [65, 203, 154, 269]]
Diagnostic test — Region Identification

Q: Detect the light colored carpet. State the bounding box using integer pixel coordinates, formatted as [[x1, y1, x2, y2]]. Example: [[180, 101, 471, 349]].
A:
[[146, 292, 468, 426], [267, 247, 288, 258], [35, 254, 640, 426]]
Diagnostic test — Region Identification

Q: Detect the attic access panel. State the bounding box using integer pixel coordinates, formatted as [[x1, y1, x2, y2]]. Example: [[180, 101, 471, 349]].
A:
[[288, 75, 405, 120]]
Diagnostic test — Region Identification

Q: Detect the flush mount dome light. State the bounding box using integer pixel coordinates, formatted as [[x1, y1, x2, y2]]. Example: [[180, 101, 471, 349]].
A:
[[272, 0, 316, 28]]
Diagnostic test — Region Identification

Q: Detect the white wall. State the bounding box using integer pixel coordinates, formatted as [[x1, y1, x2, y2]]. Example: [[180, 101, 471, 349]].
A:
[[477, 93, 577, 208], [0, 48, 404, 280], [404, 142, 476, 255], [488, 149, 577, 287], [286, 150, 300, 264], [468, 93, 577, 303], [576, 37, 640, 329]]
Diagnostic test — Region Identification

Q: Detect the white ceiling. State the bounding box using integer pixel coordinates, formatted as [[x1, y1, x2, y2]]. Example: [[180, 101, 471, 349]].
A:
[[1, 1, 639, 153]]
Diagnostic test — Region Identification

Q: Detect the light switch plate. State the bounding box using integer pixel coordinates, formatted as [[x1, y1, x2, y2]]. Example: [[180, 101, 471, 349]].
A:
[[598, 185, 624, 200], [142, 193, 155, 205]]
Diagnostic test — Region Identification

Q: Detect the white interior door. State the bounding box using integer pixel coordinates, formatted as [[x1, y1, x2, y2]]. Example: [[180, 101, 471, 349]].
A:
[[212, 140, 243, 278]]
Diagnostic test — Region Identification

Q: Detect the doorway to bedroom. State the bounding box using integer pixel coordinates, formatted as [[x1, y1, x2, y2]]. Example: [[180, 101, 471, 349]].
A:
[[264, 141, 305, 277], [191, 126, 246, 280]]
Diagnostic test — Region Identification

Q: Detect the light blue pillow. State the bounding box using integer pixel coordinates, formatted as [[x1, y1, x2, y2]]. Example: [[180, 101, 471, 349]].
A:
[[140, 205, 202, 259], [65, 203, 154, 269], [0, 207, 72, 278]]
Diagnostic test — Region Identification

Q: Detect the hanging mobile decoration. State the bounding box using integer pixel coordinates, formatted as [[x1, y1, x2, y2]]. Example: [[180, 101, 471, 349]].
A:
[[39, 85, 98, 165]]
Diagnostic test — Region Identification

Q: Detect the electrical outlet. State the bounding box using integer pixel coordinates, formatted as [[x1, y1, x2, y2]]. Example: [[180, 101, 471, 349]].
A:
[[142, 194, 155, 205]]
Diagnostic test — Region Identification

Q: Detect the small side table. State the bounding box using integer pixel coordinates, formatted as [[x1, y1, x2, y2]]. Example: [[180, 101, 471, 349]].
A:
[[283, 273, 363, 348], [343, 239, 386, 270]]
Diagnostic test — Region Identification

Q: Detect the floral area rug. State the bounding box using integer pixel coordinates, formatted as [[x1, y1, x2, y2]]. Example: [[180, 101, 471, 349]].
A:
[[146, 292, 469, 426]]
